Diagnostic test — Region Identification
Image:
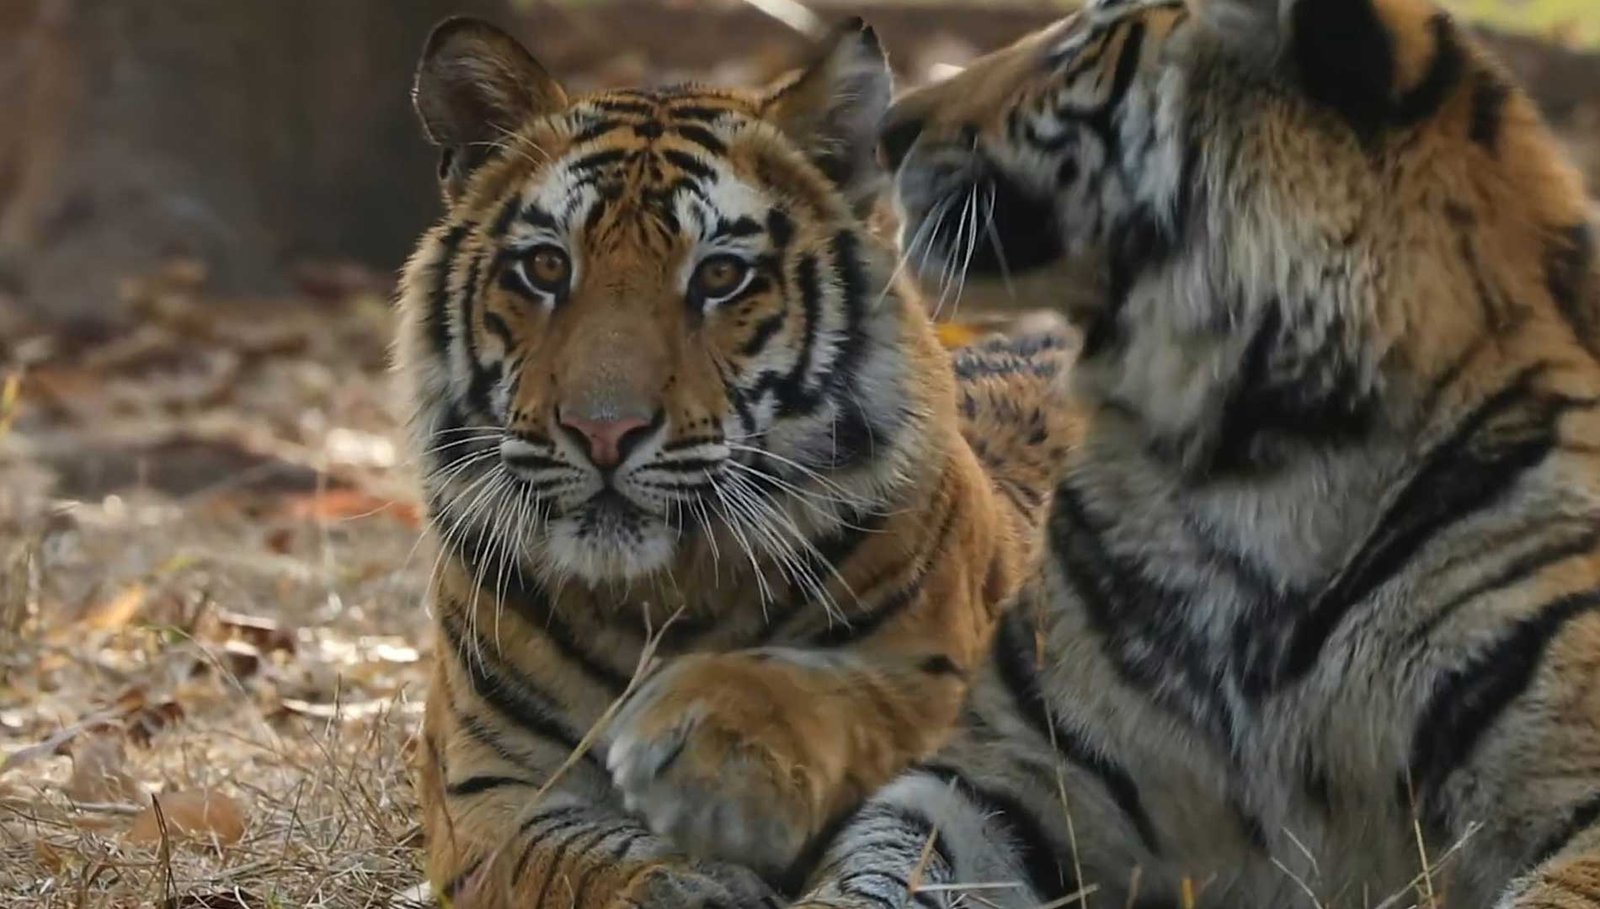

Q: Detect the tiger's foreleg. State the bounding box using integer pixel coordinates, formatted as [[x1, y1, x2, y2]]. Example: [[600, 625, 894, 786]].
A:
[[787, 768, 1046, 909], [418, 652, 778, 909]]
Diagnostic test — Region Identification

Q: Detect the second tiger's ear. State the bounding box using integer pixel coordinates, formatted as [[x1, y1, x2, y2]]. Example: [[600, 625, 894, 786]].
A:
[[1187, 0, 1423, 137], [412, 16, 568, 196], [763, 18, 894, 215]]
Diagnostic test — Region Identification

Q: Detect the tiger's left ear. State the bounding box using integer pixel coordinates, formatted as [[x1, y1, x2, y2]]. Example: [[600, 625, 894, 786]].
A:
[[764, 18, 893, 216], [1188, 0, 1427, 137]]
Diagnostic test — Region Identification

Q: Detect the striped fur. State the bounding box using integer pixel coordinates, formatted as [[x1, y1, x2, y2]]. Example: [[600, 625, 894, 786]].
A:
[[797, 1, 1600, 908], [395, 18, 1075, 908]]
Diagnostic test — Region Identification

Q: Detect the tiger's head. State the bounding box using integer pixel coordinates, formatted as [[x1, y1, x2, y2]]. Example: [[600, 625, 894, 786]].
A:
[[397, 18, 945, 587], [879, 0, 1595, 474]]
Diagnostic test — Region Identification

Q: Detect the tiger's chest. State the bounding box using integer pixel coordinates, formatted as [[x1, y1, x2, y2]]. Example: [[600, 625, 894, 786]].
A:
[[1016, 442, 1470, 905]]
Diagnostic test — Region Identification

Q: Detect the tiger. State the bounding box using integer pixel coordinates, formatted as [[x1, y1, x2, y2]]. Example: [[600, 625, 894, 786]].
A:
[[789, 0, 1600, 907], [395, 15, 1074, 909]]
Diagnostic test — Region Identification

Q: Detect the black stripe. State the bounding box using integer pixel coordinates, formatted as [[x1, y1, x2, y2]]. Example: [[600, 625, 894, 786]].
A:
[[1050, 481, 1241, 741], [715, 216, 765, 239], [458, 712, 534, 769], [1209, 303, 1374, 474], [760, 509, 888, 642], [1406, 520, 1600, 647], [569, 149, 629, 173], [920, 764, 1077, 902], [740, 312, 786, 357], [917, 654, 964, 676], [460, 250, 500, 416], [990, 610, 1163, 855], [592, 99, 656, 116], [441, 859, 483, 899], [446, 774, 540, 797], [569, 829, 649, 907], [670, 105, 731, 123], [824, 230, 870, 395], [453, 532, 634, 692], [1468, 69, 1511, 152], [673, 124, 727, 154], [439, 609, 594, 759], [1450, 203, 1514, 329], [773, 251, 825, 414], [523, 820, 596, 901], [811, 499, 960, 647], [1547, 222, 1597, 357], [661, 149, 715, 180], [1276, 366, 1591, 686], [426, 226, 470, 360], [1533, 790, 1600, 868], [1408, 588, 1600, 832]]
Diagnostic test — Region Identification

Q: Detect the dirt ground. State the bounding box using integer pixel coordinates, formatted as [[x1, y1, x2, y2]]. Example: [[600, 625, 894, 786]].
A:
[[1, 265, 435, 908]]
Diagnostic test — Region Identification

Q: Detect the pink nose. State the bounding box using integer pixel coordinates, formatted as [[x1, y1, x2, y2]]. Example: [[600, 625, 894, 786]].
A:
[[558, 411, 654, 468]]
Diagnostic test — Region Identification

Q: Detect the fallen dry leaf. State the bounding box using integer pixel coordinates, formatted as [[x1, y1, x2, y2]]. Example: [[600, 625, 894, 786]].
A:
[[125, 699, 186, 747], [277, 488, 422, 528], [216, 609, 297, 655], [81, 582, 147, 631], [275, 697, 396, 721], [125, 789, 247, 848], [63, 733, 141, 803]]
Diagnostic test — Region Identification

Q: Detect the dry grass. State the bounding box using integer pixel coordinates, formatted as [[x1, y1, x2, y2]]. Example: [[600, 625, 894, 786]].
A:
[[0, 263, 435, 908]]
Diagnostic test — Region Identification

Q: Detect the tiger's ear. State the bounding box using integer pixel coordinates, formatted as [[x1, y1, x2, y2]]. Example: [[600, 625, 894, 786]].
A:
[[764, 18, 893, 216], [413, 17, 568, 198], [1187, 0, 1407, 137]]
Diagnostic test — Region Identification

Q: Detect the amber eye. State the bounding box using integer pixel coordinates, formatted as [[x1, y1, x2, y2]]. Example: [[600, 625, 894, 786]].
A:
[[516, 245, 571, 296], [689, 255, 752, 305]]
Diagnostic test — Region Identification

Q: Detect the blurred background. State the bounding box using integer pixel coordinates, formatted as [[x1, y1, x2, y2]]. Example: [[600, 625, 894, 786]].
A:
[[2, 0, 1597, 330], [0, 2, 1596, 906]]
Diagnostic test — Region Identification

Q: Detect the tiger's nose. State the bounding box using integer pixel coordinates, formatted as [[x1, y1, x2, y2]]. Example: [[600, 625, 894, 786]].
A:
[[558, 409, 659, 468]]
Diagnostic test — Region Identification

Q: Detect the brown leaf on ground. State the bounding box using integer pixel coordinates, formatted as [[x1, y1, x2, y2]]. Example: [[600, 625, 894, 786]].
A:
[[63, 733, 141, 802], [125, 699, 186, 747], [216, 610, 297, 656], [125, 789, 247, 849], [80, 583, 147, 631], [275, 488, 422, 529]]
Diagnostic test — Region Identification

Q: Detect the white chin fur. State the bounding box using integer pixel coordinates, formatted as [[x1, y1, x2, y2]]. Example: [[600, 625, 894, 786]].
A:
[[539, 516, 678, 585]]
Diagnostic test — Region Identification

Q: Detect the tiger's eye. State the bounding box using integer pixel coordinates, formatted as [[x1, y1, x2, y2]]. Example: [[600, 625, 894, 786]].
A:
[[527, 247, 571, 290], [691, 255, 750, 301]]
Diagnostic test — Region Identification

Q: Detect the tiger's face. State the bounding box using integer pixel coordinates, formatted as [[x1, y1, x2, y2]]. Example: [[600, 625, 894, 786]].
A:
[[877, 0, 1190, 322], [879, 0, 1593, 472], [399, 20, 927, 585]]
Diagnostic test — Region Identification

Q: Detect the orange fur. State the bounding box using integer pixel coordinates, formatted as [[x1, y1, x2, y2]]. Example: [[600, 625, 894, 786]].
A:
[[398, 17, 1076, 908]]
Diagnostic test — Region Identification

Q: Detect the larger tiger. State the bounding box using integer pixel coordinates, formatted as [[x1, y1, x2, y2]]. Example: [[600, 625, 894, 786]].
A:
[[793, 0, 1600, 908], [396, 16, 1072, 909]]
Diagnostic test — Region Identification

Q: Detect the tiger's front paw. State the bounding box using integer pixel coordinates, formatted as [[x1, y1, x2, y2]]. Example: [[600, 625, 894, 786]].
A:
[[607, 652, 844, 881], [617, 862, 781, 909]]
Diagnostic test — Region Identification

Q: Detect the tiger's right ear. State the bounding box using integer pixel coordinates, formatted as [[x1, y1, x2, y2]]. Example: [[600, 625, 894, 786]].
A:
[[1188, 0, 1409, 138], [413, 17, 568, 197]]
